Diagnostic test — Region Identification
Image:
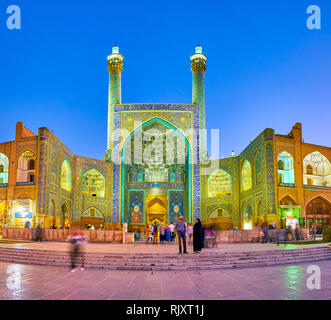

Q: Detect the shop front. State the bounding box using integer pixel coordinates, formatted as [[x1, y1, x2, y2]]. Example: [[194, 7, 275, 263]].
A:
[[306, 197, 330, 235], [11, 200, 34, 228], [278, 205, 302, 229]]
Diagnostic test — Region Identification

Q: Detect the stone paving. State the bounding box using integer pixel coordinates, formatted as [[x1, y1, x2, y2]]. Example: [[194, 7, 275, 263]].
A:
[[0, 260, 330, 300]]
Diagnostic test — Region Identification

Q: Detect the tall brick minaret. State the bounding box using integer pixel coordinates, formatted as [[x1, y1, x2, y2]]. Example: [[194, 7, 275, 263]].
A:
[[106, 45, 124, 161], [191, 45, 207, 161]]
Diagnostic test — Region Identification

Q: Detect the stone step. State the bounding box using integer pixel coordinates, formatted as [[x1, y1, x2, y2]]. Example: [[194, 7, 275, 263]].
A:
[[0, 250, 329, 264], [0, 246, 329, 256], [0, 251, 329, 267], [0, 245, 329, 258]]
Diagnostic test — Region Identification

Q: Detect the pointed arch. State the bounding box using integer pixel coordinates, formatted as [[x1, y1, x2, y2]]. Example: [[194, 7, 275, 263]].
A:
[[277, 151, 294, 184], [81, 206, 105, 220], [17, 149, 36, 183], [303, 151, 331, 187], [60, 201, 70, 227], [241, 159, 252, 192], [49, 199, 56, 217], [81, 168, 106, 198], [207, 169, 232, 197], [242, 203, 253, 230], [60, 159, 72, 192], [306, 196, 330, 216], [280, 195, 296, 206]]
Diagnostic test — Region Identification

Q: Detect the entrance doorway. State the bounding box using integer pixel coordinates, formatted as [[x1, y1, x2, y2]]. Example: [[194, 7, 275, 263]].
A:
[[60, 203, 70, 228], [145, 195, 167, 226], [306, 197, 330, 235]]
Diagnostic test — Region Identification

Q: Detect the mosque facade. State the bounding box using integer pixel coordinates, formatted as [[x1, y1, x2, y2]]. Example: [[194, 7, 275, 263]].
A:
[[0, 47, 330, 233]]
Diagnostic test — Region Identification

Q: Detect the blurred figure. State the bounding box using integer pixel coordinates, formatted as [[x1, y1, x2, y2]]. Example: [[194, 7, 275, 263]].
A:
[[175, 215, 187, 254], [35, 224, 43, 241], [145, 225, 150, 244], [169, 223, 175, 242], [188, 224, 193, 246], [99, 224, 104, 230], [24, 220, 30, 229], [148, 225, 153, 243], [295, 224, 301, 241], [261, 223, 269, 243], [159, 223, 165, 244], [165, 225, 171, 242], [68, 229, 87, 273], [312, 222, 317, 240], [193, 219, 203, 253]]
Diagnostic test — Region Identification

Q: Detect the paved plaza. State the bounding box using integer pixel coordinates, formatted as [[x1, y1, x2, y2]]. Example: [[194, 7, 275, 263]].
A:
[[0, 241, 329, 254], [0, 259, 330, 300]]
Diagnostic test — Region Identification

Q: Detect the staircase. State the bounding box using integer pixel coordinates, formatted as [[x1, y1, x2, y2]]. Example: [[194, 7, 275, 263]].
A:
[[0, 246, 330, 271]]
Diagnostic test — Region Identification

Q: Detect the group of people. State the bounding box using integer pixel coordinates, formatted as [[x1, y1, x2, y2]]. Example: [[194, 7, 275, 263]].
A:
[[145, 222, 175, 244], [145, 216, 205, 254], [259, 222, 303, 243]]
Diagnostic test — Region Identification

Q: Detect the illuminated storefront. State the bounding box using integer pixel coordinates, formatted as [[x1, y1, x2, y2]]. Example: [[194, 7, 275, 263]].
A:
[[278, 197, 301, 229], [11, 200, 34, 228]]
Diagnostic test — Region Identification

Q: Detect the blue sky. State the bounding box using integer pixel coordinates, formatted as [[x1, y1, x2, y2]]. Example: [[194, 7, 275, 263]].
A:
[[0, 0, 330, 160]]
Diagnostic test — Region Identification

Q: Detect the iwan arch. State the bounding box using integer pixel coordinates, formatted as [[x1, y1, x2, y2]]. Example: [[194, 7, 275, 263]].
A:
[[0, 46, 330, 232]]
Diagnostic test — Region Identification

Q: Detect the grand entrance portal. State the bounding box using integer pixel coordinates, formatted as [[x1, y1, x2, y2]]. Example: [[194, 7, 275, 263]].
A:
[[121, 117, 192, 225], [145, 195, 167, 225]]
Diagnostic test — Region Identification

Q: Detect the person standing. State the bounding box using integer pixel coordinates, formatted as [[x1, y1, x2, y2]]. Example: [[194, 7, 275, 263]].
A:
[[169, 223, 175, 242], [152, 221, 160, 244], [193, 219, 203, 253], [175, 215, 187, 254]]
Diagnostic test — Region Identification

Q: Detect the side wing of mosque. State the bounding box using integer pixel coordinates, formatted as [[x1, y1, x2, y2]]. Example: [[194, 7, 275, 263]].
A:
[[0, 47, 330, 233]]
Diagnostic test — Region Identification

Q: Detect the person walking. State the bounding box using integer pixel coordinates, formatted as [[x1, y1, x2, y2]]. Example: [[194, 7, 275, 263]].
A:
[[312, 222, 317, 240], [175, 215, 187, 255], [68, 230, 87, 273], [193, 219, 203, 253], [152, 221, 160, 244], [159, 223, 165, 244]]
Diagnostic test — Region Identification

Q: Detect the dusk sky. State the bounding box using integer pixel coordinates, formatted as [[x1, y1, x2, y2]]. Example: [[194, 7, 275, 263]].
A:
[[1, 0, 330, 160]]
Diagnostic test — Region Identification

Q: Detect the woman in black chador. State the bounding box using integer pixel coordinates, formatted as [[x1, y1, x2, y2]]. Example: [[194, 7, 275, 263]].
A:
[[193, 218, 203, 253]]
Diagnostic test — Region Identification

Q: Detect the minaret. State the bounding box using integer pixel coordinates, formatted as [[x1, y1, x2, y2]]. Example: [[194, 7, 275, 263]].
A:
[[190, 45, 207, 161], [106, 45, 124, 161]]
